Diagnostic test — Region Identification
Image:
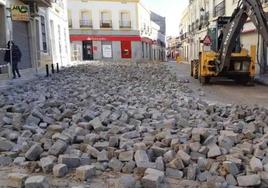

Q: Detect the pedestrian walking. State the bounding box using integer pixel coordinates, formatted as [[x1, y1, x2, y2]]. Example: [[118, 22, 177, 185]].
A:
[[4, 41, 22, 79]]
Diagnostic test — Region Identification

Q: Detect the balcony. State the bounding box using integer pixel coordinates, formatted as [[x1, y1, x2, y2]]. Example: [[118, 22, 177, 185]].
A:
[[21, 0, 51, 7], [80, 20, 93, 28], [180, 33, 188, 41], [214, 1, 225, 17], [100, 20, 112, 28], [120, 20, 131, 29]]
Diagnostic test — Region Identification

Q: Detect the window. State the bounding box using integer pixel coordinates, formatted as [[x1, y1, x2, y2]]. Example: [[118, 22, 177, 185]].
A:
[[100, 11, 112, 28], [80, 10, 92, 28], [40, 16, 47, 52], [64, 29, 68, 54], [213, 1, 225, 17], [120, 11, 131, 28], [102, 41, 112, 58], [68, 9, 72, 28], [58, 25, 62, 58]]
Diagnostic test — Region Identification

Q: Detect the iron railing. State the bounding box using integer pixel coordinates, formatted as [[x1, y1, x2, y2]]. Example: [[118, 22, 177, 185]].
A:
[[119, 20, 131, 28], [100, 20, 112, 28], [80, 20, 93, 28], [214, 1, 225, 17]]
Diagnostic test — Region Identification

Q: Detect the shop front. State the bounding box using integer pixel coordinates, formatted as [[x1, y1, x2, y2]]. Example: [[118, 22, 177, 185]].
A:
[[70, 35, 143, 62]]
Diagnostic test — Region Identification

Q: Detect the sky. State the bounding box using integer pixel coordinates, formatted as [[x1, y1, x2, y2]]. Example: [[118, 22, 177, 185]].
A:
[[142, 0, 188, 37]]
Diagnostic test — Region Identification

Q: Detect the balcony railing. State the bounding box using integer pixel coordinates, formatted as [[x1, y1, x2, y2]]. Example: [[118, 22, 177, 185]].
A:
[[80, 20, 93, 28], [199, 12, 209, 29], [180, 33, 188, 41], [214, 1, 225, 17], [120, 20, 131, 28], [100, 20, 112, 28]]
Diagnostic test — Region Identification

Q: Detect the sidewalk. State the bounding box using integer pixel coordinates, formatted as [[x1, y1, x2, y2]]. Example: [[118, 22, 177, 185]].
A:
[[255, 74, 268, 86], [0, 61, 89, 90], [0, 68, 47, 90]]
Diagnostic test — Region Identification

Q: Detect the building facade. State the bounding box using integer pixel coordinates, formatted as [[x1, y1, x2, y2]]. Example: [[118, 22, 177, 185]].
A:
[[33, 0, 71, 69], [150, 11, 166, 61], [68, 0, 166, 62], [0, 0, 70, 79], [166, 36, 180, 60], [179, 0, 268, 75]]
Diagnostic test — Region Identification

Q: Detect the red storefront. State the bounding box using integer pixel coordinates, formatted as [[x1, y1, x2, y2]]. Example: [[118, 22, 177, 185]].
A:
[[70, 35, 153, 60]]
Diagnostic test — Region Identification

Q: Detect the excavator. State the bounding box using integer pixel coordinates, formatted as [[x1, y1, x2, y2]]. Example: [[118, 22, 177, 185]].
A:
[[191, 0, 268, 85]]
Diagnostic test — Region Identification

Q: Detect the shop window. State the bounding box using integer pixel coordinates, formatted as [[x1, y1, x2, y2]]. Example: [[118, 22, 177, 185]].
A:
[[102, 42, 112, 58], [40, 16, 47, 52]]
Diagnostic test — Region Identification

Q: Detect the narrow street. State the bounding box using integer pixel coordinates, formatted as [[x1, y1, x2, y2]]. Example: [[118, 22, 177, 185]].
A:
[[0, 62, 267, 187], [167, 62, 268, 107]]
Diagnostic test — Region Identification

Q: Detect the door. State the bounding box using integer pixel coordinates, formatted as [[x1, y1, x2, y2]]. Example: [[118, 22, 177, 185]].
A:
[[82, 41, 93, 60], [13, 21, 31, 69], [35, 19, 41, 67], [121, 41, 131, 59]]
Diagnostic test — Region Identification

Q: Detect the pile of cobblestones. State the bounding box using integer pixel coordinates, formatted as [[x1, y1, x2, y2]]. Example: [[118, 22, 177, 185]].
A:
[[0, 63, 267, 188]]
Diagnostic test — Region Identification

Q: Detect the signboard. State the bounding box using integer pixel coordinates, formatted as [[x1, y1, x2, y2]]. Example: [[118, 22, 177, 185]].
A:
[[203, 35, 212, 46], [102, 44, 112, 58], [11, 5, 30, 21]]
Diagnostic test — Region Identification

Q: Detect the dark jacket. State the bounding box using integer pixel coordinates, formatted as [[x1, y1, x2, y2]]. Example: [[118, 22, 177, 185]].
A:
[[4, 45, 22, 63]]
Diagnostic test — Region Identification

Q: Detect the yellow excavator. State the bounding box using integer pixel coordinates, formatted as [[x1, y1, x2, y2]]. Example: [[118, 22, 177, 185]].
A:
[[191, 0, 268, 84]]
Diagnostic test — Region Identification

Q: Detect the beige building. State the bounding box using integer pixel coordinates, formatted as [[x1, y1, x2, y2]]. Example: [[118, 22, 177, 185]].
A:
[[179, 0, 268, 74]]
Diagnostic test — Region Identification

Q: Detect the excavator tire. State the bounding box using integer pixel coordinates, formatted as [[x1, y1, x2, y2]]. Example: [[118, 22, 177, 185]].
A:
[[236, 76, 255, 86], [199, 76, 210, 85]]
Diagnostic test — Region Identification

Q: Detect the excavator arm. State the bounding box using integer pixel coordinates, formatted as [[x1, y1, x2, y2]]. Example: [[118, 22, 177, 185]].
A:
[[217, 0, 268, 73]]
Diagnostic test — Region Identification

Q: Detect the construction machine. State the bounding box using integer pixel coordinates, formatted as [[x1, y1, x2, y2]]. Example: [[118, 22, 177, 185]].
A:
[[191, 0, 268, 84]]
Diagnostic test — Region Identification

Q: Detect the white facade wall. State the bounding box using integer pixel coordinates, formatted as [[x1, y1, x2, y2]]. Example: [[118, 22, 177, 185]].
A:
[[68, 0, 138, 31], [47, 1, 71, 66], [35, 0, 70, 67], [68, 0, 165, 62], [180, 0, 268, 74], [138, 3, 152, 38]]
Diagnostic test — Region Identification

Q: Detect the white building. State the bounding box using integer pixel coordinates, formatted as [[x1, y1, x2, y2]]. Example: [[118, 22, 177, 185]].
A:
[[34, 0, 70, 68], [67, 0, 165, 62], [0, 0, 70, 79], [180, 0, 268, 75]]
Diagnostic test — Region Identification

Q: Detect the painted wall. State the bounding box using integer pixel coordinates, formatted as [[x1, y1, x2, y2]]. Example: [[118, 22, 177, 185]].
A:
[[68, 0, 138, 30], [93, 41, 102, 60], [132, 41, 142, 62], [137, 3, 152, 38], [33, 0, 71, 67]]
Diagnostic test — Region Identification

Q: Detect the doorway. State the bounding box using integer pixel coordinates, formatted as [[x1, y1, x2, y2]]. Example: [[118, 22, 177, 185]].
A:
[[82, 41, 93, 60], [121, 41, 131, 59], [13, 21, 31, 69]]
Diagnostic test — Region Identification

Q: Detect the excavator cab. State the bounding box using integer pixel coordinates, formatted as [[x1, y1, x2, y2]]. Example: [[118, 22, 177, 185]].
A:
[[191, 0, 267, 85]]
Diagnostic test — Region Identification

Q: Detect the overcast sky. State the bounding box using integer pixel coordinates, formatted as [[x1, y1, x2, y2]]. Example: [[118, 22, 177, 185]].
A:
[[142, 0, 188, 37]]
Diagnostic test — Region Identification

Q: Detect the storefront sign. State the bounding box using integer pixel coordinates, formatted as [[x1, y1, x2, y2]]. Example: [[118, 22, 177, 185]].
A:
[[102, 44, 112, 58], [11, 5, 30, 21], [70, 35, 141, 42]]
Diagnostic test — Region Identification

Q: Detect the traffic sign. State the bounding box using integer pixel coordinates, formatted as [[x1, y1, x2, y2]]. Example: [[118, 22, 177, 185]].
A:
[[203, 35, 212, 46]]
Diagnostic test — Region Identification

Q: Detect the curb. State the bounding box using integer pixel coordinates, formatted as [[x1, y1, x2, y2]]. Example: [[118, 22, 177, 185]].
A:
[[255, 77, 268, 86]]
